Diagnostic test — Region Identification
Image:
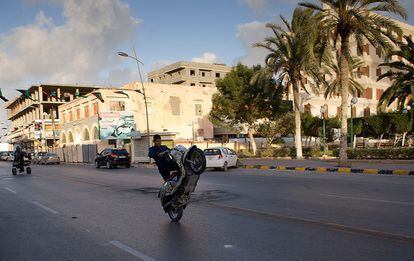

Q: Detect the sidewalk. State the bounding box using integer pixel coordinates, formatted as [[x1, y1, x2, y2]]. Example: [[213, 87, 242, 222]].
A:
[[239, 158, 414, 175]]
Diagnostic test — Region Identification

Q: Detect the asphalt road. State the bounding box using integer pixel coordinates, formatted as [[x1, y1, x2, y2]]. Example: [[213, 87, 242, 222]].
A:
[[0, 161, 413, 261]]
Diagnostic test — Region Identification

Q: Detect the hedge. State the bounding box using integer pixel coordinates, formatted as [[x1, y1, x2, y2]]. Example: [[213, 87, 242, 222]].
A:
[[333, 148, 414, 159]]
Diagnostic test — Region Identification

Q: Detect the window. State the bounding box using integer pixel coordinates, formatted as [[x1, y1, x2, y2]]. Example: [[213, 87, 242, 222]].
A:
[[76, 108, 81, 120], [197, 129, 204, 137], [169, 96, 181, 115], [110, 101, 125, 111], [190, 70, 195, 76], [201, 72, 205, 77], [93, 102, 99, 115], [376, 47, 381, 57], [376, 89, 384, 100], [150, 79, 154, 83], [337, 107, 342, 118], [364, 88, 373, 99], [376, 67, 381, 77], [364, 107, 370, 117], [304, 104, 311, 113], [195, 104, 203, 116], [61, 113, 65, 123], [84, 105, 89, 118], [215, 73, 220, 78], [351, 107, 356, 117], [190, 83, 195, 86], [202, 84, 206, 87], [69, 111, 73, 121]]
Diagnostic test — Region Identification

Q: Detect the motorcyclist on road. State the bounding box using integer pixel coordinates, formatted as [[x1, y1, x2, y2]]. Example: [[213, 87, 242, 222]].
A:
[[148, 134, 180, 181], [13, 146, 29, 171]]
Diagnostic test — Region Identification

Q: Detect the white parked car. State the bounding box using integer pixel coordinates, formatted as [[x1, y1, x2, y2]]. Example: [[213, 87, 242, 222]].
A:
[[204, 147, 239, 171]]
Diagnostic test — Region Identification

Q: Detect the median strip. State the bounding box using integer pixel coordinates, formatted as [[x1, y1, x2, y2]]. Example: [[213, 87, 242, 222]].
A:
[[240, 164, 414, 176]]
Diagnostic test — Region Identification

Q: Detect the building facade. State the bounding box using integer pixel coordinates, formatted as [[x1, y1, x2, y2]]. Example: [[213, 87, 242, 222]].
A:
[[147, 61, 231, 88], [294, 18, 414, 118], [58, 83, 215, 162], [5, 84, 100, 151]]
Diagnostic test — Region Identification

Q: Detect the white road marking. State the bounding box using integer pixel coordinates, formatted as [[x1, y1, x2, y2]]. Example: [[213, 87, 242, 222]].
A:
[[224, 245, 233, 248], [110, 240, 157, 261], [32, 201, 59, 214], [320, 194, 414, 206], [4, 187, 17, 194]]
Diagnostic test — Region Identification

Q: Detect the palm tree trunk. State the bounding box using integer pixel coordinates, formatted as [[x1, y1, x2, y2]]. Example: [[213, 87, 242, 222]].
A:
[[339, 37, 350, 166], [292, 82, 303, 159], [402, 132, 407, 147], [247, 127, 257, 155]]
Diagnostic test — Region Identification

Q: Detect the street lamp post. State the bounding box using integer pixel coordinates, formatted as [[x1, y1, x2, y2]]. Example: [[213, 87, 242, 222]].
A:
[[350, 97, 358, 148], [320, 106, 327, 151], [402, 103, 413, 147], [118, 48, 151, 160]]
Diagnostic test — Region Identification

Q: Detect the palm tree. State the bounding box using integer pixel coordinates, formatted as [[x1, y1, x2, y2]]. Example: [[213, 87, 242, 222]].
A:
[[300, 0, 406, 165], [324, 53, 365, 99], [254, 7, 327, 159], [377, 35, 414, 110]]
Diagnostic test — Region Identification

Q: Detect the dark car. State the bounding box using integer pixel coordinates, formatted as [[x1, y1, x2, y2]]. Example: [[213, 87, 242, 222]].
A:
[[95, 148, 131, 169]]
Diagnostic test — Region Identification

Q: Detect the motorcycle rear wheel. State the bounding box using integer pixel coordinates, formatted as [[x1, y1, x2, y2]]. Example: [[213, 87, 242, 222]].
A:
[[168, 207, 183, 222]]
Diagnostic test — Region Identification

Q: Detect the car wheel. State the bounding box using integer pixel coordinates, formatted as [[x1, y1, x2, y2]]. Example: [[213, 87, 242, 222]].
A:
[[26, 167, 31, 175], [235, 160, 240, 168], [106, 161, 112, 169], [95, 161, 100, 168], [222, 162, 228, 172]]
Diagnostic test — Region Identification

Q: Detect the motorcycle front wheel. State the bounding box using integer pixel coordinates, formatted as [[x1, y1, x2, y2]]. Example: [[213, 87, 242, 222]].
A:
[[168, 207, 183, 222], [185, 148, 206, 175]]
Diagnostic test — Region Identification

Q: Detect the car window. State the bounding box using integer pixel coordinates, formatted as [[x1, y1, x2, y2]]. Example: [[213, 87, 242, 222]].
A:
[[204, 149, 221, 156], [112, 149, 129, 155], [222, 148, 230, 155], [47, 153, 57, 156]]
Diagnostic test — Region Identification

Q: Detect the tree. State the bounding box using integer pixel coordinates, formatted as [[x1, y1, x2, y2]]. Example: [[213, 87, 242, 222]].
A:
[[324, 53, 365, 99], [301, 113, 321, 147], [254, 7, 327, 159], [209, 64, 283, 155], [254, 113, 295, 146], [389, 113, 411, 146], [377, 35, 414, 111], [301, 0, 406, 165]]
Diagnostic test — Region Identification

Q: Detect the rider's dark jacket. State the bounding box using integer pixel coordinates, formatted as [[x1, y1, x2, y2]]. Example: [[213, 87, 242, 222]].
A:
[[148, 145, 178, 181]]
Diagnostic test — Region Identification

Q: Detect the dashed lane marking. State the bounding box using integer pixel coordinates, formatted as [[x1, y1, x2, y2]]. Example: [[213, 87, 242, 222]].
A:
[[32, 201, 59, 214], [110, 240, 157, 261], [3, 187, 17, 194]]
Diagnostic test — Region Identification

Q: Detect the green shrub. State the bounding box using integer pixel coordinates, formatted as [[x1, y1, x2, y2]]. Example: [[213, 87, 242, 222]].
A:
[[238, 150, 256, 158], [257, 148, 291, 157], [333, 148, 414, 159]]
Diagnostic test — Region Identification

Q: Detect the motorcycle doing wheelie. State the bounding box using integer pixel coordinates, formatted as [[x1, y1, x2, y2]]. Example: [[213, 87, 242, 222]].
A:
[[158, 145, 206, 222]]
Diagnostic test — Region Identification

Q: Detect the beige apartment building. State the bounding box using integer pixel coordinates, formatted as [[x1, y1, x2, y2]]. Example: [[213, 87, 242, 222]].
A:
[[58, 82, 215, 162], [5, 84, 100, 151], [296, 18, 414, 118], [147, 61, 231, 88]]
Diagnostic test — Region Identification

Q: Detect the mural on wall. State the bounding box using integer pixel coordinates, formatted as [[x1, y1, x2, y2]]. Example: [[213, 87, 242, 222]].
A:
[[98, 111, 135, 139]]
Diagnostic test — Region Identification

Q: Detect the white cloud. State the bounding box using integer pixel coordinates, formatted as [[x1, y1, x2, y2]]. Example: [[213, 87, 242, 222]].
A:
[[0, 0, 139, 89], [234, 21, 270, 66], [191, 52, 219, 64]]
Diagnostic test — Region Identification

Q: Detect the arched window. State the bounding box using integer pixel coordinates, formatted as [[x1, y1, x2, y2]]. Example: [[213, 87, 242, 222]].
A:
[[68, 132, 74, 143], [61, 133, 66, 144], [83, 128, 90, 141], [93, 126, 99, 140]]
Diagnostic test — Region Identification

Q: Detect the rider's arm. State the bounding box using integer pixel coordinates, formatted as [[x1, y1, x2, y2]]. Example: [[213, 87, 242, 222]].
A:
[[148, 147, 159, 159]]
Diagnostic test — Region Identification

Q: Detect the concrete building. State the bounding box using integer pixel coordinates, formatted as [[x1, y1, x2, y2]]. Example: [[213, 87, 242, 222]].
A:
[[5, 84, 100, 151], [294, 18, 414, 118], [147, 61, 231, 88], [58, 82, 215, 162]]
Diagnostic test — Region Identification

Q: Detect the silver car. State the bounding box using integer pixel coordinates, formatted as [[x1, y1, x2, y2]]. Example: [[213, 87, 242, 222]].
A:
[[39, 152, 60, 165]]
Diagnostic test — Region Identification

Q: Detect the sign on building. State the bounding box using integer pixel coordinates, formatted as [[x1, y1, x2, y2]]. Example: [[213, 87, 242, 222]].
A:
[[34, 120, 42, 140], [98, 111, 135, 139]]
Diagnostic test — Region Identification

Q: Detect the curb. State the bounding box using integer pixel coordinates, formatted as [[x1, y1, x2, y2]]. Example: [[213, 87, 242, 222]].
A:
[[241, 165, 414, 176]]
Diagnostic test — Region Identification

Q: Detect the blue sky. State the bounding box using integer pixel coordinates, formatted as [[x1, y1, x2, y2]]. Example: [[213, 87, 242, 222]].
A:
[[0, 0, 413, 129]]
